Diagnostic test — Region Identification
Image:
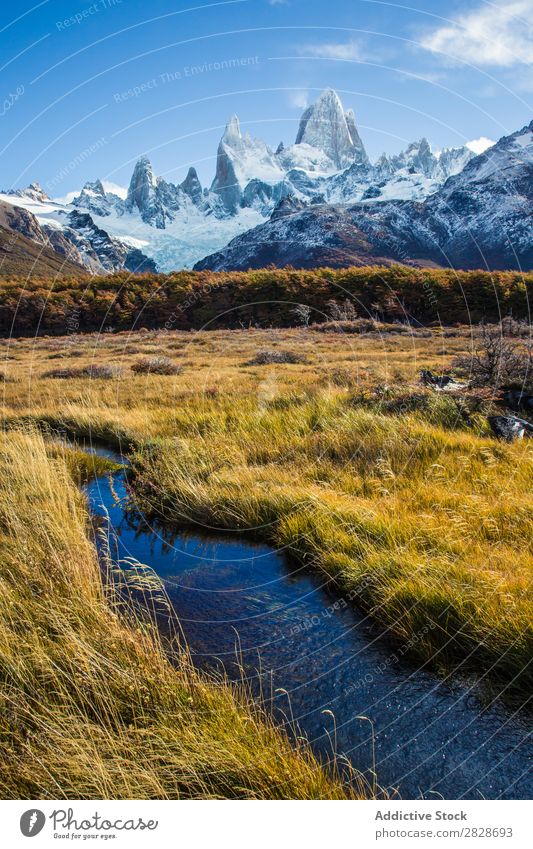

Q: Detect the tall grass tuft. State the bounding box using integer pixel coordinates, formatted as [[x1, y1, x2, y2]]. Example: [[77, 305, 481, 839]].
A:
[[0, 429, 362, 799]]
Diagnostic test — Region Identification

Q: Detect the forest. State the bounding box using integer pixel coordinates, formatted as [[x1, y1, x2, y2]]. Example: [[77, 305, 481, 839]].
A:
[[0, 265, 530, 335]]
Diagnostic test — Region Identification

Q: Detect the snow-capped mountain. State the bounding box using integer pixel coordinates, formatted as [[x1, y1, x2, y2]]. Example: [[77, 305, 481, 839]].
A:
[[0, 89, 488, 273], [0, 188, 156, 274], [212, 115, 286, 214], [295, 89, 369, 169], [195, 120, 533, 272]]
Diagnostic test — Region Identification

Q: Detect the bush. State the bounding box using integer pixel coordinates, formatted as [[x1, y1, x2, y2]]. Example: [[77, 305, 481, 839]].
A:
[[43, 364, 122, 380], [131, 356, 183, 375], [453, 323, 532, 389], [245, 350, 306, 366], [312, 319, 377, 334]]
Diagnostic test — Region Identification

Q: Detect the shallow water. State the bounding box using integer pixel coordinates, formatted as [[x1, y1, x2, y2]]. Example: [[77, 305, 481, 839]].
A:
[[85, 455, 531, 800]]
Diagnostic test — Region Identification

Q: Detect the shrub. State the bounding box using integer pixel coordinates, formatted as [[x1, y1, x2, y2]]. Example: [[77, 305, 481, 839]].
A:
[[312, 319, 377, 334], [453, 323, 532, 389], [326, 298, 358, 321], [131, 356, 183, 375], [245, 350, 307, 366], [43, 364, 122, 380]]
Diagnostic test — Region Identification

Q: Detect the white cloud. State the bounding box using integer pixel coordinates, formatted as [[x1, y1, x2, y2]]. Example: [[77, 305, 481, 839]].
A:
[[466, 136, 496, 154], [287, 90, 309, 109], [102, 180, 127, 198], [299, 40, 367, 61], [420, 0, 533, 66], [54, 181, 127, 204], [53, 190, 79, 204]]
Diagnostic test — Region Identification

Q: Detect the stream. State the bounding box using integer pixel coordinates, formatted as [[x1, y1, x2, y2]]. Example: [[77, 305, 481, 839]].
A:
[[84, 447, 531, 800]]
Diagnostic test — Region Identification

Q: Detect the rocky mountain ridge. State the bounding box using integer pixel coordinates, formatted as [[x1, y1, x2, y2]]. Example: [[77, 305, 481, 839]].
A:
[[0, 89, 508, 273], [195, 120, 533, 272]]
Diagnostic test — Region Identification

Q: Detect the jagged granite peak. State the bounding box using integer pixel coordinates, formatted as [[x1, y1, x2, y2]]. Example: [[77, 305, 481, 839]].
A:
[[126, 156, 157, 214], [437, 145, 475, 180], [8, 182, 51, 203], [125, 156, 181, 228], [211, 114, 284, 214], [85, 178, 105, 196], [223, 114, 241, 142], [345, 108, 368, 164], [71, 178, 125, 217], [24, 182, 51, 202], [0, 94, 507, 273], [376, 138, 474, 183], [385, 138, 437, 178], [180, 167, 203, 205], [295, 89, 369, 169]]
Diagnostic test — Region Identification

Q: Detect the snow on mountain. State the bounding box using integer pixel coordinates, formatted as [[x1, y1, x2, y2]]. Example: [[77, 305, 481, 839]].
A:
[[72, 179, 125, 218], [9, 182, 51, 204], [1, 89, 492, 273], [0, 190, 156, 274], [195, 120, 533, 273], [277, 141, 337, 176], [85, 204, 264, 273], [422, 120, 533, 268]]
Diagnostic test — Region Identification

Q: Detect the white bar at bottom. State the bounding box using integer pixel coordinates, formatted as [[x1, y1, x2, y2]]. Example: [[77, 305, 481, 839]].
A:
[[1, 799, 530, 848]]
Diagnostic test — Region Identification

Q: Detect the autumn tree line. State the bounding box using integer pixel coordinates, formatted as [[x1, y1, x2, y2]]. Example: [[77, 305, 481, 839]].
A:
[[0, 265, 530, 336]]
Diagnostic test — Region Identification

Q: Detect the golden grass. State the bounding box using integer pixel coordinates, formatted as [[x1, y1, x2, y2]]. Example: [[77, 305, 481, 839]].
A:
[[0, 325, 531, 702], [0, 428, 361, 799]]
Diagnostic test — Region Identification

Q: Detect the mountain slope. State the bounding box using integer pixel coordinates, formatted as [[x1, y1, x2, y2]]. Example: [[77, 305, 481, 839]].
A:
[[0, 224, 87, 277], [195, 121, 533, 272], [194, 204, 408, 270], [0, 193, 156, 275]]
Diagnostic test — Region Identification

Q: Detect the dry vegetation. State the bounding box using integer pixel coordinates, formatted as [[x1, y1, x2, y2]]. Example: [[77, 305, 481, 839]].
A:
[[0, 429, 359, 799], [0, 321, 531, 797], [0, 265, 530, 334]]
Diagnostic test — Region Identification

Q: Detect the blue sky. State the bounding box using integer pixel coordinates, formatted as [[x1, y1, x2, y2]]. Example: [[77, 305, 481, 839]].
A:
[[0, 0, 531, 196]]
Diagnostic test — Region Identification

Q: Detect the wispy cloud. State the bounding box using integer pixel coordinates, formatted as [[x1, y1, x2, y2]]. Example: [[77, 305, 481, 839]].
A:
[[466, 136, 496, 154], [420, 0, 533, 67], [101, 180, 127, 199], [300, 39, 367, 61], [297, 38, 392, 64], [287, 89, 309, 109]]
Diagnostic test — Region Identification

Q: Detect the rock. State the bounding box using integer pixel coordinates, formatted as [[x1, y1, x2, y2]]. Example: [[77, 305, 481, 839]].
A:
[[196, 119, 533, 271], [11, 182, 51, 203], [488, 415, 533, 441], [419, 370, 465, 391], [126, 156, 173, 227]]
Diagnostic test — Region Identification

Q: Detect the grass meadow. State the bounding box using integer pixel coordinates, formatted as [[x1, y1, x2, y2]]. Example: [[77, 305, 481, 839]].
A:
[[0, 322, 531, 797]]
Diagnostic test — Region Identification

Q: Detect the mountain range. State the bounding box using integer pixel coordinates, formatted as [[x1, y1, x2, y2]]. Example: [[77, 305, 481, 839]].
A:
[[0, 89, 531, 275]]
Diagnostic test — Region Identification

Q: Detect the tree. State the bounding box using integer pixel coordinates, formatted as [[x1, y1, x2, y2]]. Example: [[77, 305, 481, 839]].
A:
[[291, 303, 312, 327]]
